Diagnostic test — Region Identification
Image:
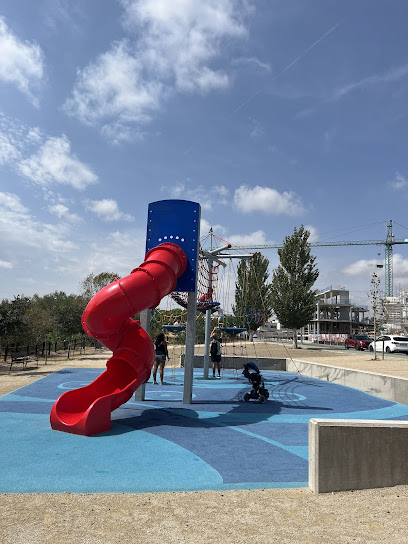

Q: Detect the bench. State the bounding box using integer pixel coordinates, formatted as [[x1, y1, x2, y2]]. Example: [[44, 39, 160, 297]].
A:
[[10, 352, 39, 371]]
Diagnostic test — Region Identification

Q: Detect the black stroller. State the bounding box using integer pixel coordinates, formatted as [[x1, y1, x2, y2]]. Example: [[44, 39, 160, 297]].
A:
[[242, 362, 270, 404]]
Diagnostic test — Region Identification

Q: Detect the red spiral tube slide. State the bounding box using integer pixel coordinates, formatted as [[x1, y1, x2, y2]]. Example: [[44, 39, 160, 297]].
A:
[[50, 243, 187, 436]]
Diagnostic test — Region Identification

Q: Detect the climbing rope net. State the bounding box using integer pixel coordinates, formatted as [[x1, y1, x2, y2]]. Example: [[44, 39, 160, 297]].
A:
[[171, 246, 221, 313]]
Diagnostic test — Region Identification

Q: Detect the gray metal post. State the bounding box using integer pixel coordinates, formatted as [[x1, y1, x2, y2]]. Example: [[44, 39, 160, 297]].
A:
[[183, 291, 197, 404], [134, 308, 150, 401]]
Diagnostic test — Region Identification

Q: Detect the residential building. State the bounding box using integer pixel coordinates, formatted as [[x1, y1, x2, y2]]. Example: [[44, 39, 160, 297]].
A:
[[383, 287, 408, 334], [305, 286, 368, 337]]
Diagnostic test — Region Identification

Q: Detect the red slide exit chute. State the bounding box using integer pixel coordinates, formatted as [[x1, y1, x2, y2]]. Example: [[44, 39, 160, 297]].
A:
[[50, 242, 187, 436]]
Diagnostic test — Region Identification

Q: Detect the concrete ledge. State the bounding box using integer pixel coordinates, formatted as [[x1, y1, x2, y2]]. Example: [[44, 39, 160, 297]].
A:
[[182, 354, 408, 406], [289, 359, 408, 406], [181, 355, 287, 372], [309, 418, 408, 493]]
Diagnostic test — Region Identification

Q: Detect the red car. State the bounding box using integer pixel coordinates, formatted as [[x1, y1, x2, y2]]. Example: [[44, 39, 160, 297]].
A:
[[345, 334, 373, 351]]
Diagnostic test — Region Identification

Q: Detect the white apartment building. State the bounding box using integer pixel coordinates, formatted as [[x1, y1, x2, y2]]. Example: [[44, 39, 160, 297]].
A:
[[383, 287, 408, 333]]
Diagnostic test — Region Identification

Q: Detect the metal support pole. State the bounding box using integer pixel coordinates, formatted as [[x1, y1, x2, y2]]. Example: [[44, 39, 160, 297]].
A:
[[134, 308, 150, 401], [183, 291, 197, 404]]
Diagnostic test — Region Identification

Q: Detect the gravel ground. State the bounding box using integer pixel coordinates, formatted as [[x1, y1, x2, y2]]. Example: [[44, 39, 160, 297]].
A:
[[1, 343, 407, 544]]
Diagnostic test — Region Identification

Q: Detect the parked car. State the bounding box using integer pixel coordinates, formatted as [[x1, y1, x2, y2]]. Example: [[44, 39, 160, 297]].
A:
[[368, 335, 408, 354], [345, 334, 373, 351]]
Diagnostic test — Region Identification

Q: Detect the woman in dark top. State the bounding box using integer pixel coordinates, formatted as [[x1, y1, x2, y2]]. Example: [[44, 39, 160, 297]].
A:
[[152, 332, 169, 385]]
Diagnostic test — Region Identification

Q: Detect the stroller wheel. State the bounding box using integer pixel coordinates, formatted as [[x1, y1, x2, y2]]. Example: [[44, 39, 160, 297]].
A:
[[258, 394, 265, 404], [244, 392, 250, 402]]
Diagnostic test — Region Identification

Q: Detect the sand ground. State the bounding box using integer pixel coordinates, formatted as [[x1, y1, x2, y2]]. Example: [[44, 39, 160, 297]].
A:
[[1, 343, 407, 544]]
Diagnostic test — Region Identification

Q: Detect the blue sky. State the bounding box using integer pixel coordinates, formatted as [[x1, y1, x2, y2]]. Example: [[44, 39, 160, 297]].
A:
[[1, 0, 408, 310]]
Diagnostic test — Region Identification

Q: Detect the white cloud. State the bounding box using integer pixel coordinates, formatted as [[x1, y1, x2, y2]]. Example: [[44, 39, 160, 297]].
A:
[[227, 229, 271, 247], [86, 199, 134, 222], [48, 204, 81, 223], [64, 41, 163, 127], [232, 56, 271, 72], [0, 192, 29, 214], [60, 229, 147, 282], [0, 17, 44, 106], [332, 63, 408, 103], [249, 118, 264, 139], [200, 220, 274, 248], [122, 0, 246, 92], [213, 185, 229, 197], [233, 185, 306, 216], [304, 224, 319, 243], [0, 191, 77, 257], [342, 259, 379, 276], [0, 132, 20, 164], [0, 259, 13, 269], [64, 0, 249, 137], [17, 136, 98, 190], [165, 181, 229, 210], [393, 254, 408, 285], [389, 172, 408, 191], [200, 218, 227, 237], [341, 253, 408, 292]]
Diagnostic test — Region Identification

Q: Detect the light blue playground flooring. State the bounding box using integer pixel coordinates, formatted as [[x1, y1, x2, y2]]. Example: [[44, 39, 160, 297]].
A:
[[1, 367, 408, 494]]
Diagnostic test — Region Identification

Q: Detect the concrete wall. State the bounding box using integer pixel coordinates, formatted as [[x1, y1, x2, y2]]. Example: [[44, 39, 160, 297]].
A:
[[289, 359, 408, 406], [309, 418, 408, 493], [179, 355, 408, 405], [180, 355, 286, 372]]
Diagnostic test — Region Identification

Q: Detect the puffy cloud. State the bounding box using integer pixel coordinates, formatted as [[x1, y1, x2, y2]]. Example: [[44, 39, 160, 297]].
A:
[[64, 0, 249, 137], [165, 181, 229, 210], [0, 132, 20, 164], [233, 185, 305, 216], [304, 224, 319, 243], [232, 56, 271, 72], [0, 17, 44, 106], [393, 254, 408, 284], [249, 118, 264, 139], [0, 259, 13, 269], [85, 199, 134, 222], [121, 0, 246, 92], [64, 41, 163, 127], [227, 230, 272, 247], [17, 136, 98, 190], [48, 204, 81, 223], [0, 191, 77, 256], [0, 191, 28, 214], [342, 259, 380, 276], [58, 229, 147, 282], [389, 172, 408, 191], [200, 218, 227, 237]]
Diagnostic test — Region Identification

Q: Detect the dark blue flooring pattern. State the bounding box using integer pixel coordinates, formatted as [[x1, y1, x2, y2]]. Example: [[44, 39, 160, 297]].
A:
[[1, 367, 408, 494]]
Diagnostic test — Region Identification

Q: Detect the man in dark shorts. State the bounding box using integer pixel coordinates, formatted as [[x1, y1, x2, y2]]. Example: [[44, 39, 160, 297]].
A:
[[210, 331, 222, 378]]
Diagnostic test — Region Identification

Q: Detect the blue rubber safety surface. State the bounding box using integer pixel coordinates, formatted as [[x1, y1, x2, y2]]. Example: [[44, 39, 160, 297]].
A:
[[1, 367, 408, 494]]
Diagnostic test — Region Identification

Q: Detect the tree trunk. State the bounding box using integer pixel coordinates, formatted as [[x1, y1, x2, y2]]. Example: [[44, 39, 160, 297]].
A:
[[293, 328, 298, 348]]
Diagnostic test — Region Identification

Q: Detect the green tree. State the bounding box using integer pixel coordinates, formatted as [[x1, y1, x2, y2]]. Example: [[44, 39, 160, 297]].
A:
[[23, 297, 56, 344], [40, 292, 86, 339], [0, 296, 32, 344], [80, 272, 121, 301], [232, 252, 273, 333], [270, 226, 319, 348]]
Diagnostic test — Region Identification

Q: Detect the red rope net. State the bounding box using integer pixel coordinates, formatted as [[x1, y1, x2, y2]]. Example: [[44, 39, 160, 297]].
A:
[[171, 249, 220, 312]]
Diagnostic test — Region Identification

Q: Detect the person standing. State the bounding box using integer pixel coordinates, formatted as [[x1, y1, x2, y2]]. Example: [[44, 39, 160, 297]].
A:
[[210, 331, 222, 378], [153, 332, 169, 385]]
